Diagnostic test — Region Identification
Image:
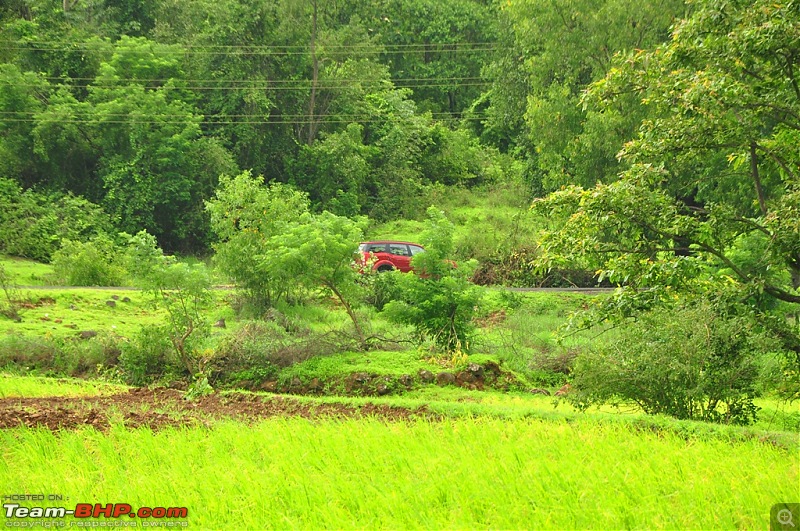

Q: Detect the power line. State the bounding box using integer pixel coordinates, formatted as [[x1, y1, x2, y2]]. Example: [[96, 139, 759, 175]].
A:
[[32, 75, 486, 84], [1, 39, 499, 50], [0, 42, 501, 56], [0, 114, 490, 125], [3, 81, 490, 91], [0, 111, 485, 118]]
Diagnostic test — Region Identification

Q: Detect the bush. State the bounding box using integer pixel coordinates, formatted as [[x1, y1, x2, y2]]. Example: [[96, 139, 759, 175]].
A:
[[213, 320, 357, 387], [206, 171, 310, 311], [0, 334, 121, 377], [0, 178, 113, 262], [119, 325, 180, 385], [383, 208, 483, 353], [569, 302, 782, 425], [51, 236, 125, 286], [361, 268, 402, 311]]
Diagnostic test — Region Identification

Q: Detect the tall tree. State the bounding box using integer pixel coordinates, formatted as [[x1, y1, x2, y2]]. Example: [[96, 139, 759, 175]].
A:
[[483, 0, 684, 192], [534, 0, 800, 317]]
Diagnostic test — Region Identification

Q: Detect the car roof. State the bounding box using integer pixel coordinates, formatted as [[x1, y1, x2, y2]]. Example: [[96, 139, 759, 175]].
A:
[[360, 240, 423, 247]]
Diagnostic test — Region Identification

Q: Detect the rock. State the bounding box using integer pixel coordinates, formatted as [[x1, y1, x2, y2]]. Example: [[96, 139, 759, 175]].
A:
[[64, 323, 78, 329], [111, 295, 120, 300], [436, 372, 456, 386], [353, 372, 370, 384], [259, 381, 278, 393], [54, 319, 62, 324], [399, 374, 413, 387], [308, 378, 323, 393], [122, 297, 131, 303], [376, 383, 390, 396], [466, 363, 484, 378], [530, 388, 551, 396], [418, 370, 435, 383], [105, 300, 116, 308], [291, 376, 303, 389], [213, 318, 226, 328], [79, 330, 98, 339], [555, 383, 573, 397], [483, 360, 502, 375], [455, 371, 477, 385]]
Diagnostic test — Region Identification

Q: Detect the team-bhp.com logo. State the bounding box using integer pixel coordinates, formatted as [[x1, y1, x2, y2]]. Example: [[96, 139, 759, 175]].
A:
[[5, 503, 188, 526]]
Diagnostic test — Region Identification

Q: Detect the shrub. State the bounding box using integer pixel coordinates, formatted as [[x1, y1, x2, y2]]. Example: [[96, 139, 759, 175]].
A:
[[0, 334, 121, 377], [384, 208, 483, 353], [213, 320, 357, 387], [569, 302, 781, 425], [119, 325, 179, 385], [0, 178, 113, 262], [0, 335, 59, 372], [206, 171, 310, 311], [361, 269, 402, 311], [53, 334, 122, 376], [51, 236, 125, 286]]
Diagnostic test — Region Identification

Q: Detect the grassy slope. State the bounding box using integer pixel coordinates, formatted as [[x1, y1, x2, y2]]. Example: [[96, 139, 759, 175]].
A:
[[0, 255, 54, 286], [365, 182, 540, 262]]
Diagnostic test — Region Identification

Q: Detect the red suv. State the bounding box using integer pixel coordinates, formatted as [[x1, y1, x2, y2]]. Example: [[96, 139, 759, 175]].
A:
[[357, 241, 425, 272]]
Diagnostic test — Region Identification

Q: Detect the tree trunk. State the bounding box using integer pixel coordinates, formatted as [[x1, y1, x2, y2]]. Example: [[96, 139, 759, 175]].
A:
[[328, 282, 366, 349]]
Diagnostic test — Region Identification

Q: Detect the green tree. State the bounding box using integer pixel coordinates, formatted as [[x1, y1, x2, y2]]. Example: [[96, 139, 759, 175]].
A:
[[533, 0, 800, 400], [483, 0, 684, 191], [0, 64, 48, 188], [269, 211, 369, 347], [384, 207, 482, 353], [207, 171, 310, 310], [32, 37, 237, 251]]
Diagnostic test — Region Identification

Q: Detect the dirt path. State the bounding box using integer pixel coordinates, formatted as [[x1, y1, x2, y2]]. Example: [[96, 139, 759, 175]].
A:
[[0, 388, 438, 431]]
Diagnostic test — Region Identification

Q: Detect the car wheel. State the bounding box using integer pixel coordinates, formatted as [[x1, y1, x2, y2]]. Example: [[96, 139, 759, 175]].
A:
[[376, 265, 394, 273]]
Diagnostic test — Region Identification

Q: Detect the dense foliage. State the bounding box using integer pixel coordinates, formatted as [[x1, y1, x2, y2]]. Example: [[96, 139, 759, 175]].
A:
[[0, 0, 507, 252], [1, 0, 797, 421]]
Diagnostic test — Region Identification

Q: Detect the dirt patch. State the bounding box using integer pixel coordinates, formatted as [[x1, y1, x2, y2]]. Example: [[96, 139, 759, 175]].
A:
[[0, 388, 438, 432]]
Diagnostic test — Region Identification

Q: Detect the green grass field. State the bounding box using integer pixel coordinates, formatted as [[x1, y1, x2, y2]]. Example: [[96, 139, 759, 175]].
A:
[[0, 416, 795, 529], [1, 249, 798, 529]]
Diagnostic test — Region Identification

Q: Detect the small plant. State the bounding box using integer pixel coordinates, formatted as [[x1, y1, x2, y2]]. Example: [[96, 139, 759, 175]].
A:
[[384, 208, 483, 353], [0, 264, 23, 322], [184, 375, 214, 400]]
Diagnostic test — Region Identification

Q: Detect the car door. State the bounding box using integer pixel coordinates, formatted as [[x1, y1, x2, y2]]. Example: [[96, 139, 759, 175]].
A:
[[388, 243, 413, 272]]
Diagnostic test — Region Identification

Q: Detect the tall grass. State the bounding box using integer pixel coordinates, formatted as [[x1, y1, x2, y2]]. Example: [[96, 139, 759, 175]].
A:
[[0, 418, 794, 529], [0, 373, 125, 397]]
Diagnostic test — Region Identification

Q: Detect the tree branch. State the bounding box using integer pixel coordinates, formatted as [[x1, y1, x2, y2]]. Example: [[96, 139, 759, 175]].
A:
[[750, 142, 767, 215]]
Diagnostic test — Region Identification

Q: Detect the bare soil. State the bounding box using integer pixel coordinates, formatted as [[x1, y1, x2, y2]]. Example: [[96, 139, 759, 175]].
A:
[[0, 388, 439, 431]]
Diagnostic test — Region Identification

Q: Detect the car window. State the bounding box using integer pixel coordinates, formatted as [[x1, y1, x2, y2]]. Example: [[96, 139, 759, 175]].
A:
[[389, 244, 410, 257], [409, 245, 424, 256], [362, 243, 386, 253]]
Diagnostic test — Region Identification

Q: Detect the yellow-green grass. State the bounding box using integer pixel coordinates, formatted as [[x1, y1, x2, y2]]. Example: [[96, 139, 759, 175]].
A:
[[0, 288, 233, 340], [0, 418, 795, 529], [0, 255, 54, 286], [292, 389, 799, 440], [0, 373, 126, 397], [0, 288, 165, 339]]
